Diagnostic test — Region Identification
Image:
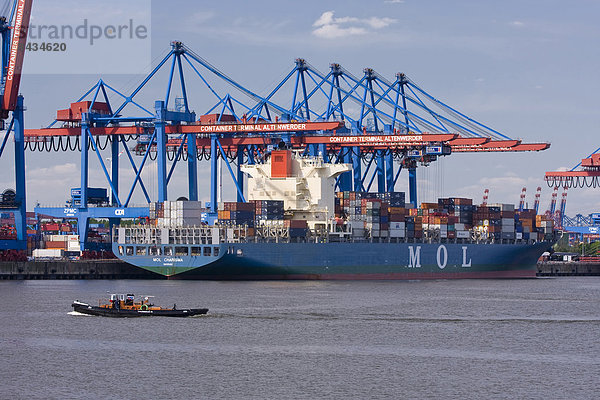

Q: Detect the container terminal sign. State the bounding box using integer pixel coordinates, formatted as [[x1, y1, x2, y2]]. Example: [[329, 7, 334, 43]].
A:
[[327, 134, 456, 146], [197, 123, 312, 133]]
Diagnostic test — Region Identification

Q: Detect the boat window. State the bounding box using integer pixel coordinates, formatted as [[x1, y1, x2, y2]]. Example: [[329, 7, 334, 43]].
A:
[[191, 247, 202, 256], [126, 246, 134, 255], [118, 246, 124, 255], [136, 247, 147, 256], [236, 249, 243, 256], [213, 247, 219, 256], [203, 247, 211, 256], [149, 246, 160, 256], [175, 246, 189, 256], [163, 247, 173, 256]]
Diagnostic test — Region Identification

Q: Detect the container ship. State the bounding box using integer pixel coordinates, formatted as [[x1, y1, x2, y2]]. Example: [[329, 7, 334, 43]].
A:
[[113, 150, 555, 279]]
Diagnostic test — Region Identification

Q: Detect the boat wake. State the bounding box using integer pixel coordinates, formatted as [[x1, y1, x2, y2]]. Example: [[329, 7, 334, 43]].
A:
[[68, 311, 93, 316]]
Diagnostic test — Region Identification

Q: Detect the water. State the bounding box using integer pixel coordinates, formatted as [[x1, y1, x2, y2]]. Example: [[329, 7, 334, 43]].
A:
[[1, 278, 599, 399]]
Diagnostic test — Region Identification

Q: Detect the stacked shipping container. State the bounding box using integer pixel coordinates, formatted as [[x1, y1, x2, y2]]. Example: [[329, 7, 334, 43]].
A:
[[335, 192, 553, 241]]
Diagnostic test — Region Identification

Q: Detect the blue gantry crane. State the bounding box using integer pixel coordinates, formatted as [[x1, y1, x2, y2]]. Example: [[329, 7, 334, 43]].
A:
[[22, 41, 549, 250]]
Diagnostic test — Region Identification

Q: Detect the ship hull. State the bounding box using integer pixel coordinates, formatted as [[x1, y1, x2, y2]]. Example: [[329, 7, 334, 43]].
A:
[[114, 241, 551, 280], [71, 302, 208, 317]]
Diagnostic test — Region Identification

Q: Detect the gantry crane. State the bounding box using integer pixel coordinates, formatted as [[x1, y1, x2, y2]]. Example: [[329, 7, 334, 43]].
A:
[[482, 188, 489, 206], [533, 186, 541, 214], [20, 41, 550, 249], [545, 150, 600, 188], [0, 0, 32, 251], [518, 187, 526, 211]]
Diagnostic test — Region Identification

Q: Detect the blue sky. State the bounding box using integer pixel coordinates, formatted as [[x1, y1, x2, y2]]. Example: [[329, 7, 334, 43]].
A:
[[4, 0, 599, 215]]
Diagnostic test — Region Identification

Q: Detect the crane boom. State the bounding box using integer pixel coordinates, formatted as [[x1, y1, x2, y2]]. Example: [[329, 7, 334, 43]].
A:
[[1, 0, 32, 117]]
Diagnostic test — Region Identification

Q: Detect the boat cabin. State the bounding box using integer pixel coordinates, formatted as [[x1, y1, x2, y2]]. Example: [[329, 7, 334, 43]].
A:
[[104, 294, 154, 310]]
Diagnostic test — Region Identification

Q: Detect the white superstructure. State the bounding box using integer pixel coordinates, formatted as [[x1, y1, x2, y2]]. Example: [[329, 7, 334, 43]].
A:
[[242, 151, 351, 229]]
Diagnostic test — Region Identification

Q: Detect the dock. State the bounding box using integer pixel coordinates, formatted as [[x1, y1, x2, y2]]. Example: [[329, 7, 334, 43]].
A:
[[0, 260, 161, 280], [537, 261, 600, 276]]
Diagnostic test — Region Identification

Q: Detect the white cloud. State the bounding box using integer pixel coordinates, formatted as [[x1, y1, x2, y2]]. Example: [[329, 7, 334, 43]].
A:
[[510, 20, 525, 27], [365, 17, 397, 29], [384, 0, 405, 3], [313, 24, 367, 39], [312, 11, 397, 39]]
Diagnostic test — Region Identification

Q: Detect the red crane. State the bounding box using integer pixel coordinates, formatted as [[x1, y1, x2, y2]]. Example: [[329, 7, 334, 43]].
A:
[[1, 0, 32, 118], [546, 186, 559, 218], [482, 188, 489, 206], [518, 187, 526, 211]]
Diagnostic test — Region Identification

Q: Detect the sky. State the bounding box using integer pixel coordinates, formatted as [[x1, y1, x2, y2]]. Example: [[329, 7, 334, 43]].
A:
[[2, 0, 599, 216]]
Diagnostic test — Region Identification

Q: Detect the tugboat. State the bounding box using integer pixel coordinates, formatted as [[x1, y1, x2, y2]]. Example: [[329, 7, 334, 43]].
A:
[[71, 293, 208, 318]]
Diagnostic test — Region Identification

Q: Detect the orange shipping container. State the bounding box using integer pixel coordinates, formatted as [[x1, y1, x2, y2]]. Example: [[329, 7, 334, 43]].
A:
[[46, 241, 67, 249], [271, 150, 292, 178]]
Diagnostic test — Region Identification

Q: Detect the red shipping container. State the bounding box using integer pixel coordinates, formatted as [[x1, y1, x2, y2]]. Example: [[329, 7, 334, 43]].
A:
[[46, 241, 67, 249], [271, 150, 292, 178], [284, 219, 308, 229], [199, 113, 237, 124]]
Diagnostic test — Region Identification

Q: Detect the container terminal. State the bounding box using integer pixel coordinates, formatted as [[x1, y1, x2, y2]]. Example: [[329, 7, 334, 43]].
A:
[[0, 0, 598, 278]]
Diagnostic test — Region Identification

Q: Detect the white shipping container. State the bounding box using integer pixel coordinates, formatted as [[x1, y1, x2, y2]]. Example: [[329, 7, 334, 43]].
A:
[[440, 231, 448, 238], [501, 218, 515, 226], [68, 243, 81, 252], [389, 229, 406, 238], [455, 223, 466, 231], [516, 232, 523, 240], [33, 249, 64, 259], [456, 230, 470, 239], [211, 227, 220, 244], [50, 234, 67, 242], [390, 222, 405, 230]]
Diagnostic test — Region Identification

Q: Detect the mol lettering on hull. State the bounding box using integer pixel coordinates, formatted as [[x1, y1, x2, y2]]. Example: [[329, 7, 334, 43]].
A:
[[407, 245, 472, 269]]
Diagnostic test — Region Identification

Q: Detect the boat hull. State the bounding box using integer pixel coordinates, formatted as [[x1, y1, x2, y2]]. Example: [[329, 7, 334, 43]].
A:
[[71, 302, 208, 317], [114, 241, 552, 280]]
